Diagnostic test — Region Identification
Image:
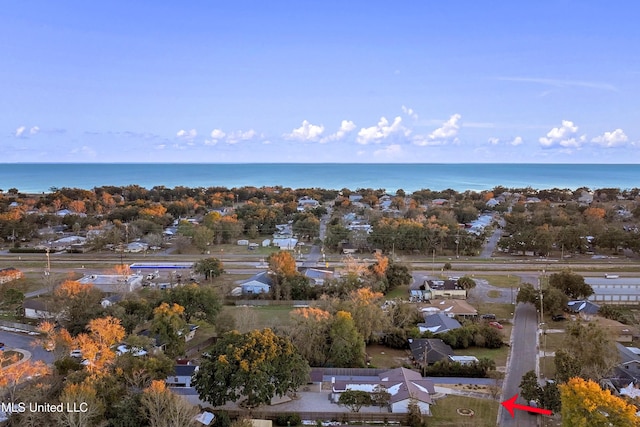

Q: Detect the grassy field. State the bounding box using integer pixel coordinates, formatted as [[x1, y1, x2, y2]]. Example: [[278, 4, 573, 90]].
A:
[[487, 290, 503, 299], [455, 346, 510, 367], [222, 305, 295, 333], [385, 284, 410, 299], [430, 395, 499, 427], [365, 344, 410, 369], [473, 302, 516, 320], [475, 275, 522, 288]]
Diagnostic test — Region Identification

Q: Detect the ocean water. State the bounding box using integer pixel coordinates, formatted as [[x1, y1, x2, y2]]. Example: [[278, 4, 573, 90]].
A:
[[0, 163, 639, 193]]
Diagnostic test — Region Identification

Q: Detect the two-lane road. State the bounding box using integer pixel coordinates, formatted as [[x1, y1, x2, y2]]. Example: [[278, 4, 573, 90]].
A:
[[498, 302, 539, 427]]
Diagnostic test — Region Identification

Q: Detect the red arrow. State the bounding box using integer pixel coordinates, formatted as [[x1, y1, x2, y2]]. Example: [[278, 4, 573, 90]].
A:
[[501, 394, 553, 417]]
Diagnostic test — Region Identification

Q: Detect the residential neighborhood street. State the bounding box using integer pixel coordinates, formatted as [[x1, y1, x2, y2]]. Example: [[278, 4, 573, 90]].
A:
[[498, 302, 539, 427]]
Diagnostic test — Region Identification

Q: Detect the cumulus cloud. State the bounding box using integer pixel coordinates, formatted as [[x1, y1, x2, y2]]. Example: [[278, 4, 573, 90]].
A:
[[176, 129, 197, 141], [539, 120, 585, 148], [70, 145, 97, 158], [357, 116, 407, 145], [15, 126, 26, 137], [413, 114, 461, 146], [226, 129, 257, 144], [511, 136, 523, 146], [488, 137, 500, 145], [284, 120, 325, 142], [320, 120, 356, 143], [205, 129, 226, 145], [401, 105, 418, 120], [374, 144, 402, 158], [29, 126, 40, 135], [591, 129, 628, 147]]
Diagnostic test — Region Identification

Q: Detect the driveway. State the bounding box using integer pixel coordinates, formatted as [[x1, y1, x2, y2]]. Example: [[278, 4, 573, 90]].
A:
[[0, 330, 55, 365]]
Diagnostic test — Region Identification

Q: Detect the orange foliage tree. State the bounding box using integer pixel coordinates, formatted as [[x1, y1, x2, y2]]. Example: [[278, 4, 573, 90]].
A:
[[0, 352, 50, 403]]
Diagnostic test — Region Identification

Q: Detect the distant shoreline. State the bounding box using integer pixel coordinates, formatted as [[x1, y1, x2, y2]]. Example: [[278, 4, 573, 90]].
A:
[[1, 163, 639, 193]]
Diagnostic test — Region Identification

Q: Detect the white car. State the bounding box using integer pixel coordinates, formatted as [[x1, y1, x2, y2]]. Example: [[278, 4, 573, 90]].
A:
[[70, 350, 82, 358], [116, 344, 147, 357]]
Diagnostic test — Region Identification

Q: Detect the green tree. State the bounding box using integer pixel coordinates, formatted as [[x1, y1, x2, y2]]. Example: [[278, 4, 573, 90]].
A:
[[194, 258, 225, 280], [385, 263, 412, 291], [540, 381, 562, 414], [163, 283, 221, 323], [150, 303, 187, 358], [338, 390, 373, 412], [519, 370, 541, 403], [549, 270, 593, 299], [457, 276, 476, 290], [193, 328, 310, 408], [328, 311, 366, 367], [192, 226, 215, 253], [516, 283, 539, 307]]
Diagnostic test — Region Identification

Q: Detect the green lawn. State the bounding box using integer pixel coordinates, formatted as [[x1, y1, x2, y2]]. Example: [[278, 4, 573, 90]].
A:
[[475, 275, 521, 289], [224, 305, 295, 333], [487, 290, 502, 299], [473, 302, 515, 320], [455, 346, 510, 367], [430, 395, 499, 427], [541, 331, 566, 353], [386, 284, 409, 300], [366, 344, 410, 369]]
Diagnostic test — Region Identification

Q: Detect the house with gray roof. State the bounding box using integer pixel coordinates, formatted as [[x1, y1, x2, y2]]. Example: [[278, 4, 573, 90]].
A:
[[331, 367, 435, 414], [418, 312, 462, 334], [235, 271, 273, 295]]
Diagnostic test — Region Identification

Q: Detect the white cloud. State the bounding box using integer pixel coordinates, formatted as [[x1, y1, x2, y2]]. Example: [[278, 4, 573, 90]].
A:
[[401, 105, 418, 120], [176, 129, 197, 141], [210, 129, 226, 140], [320, 120, 356, 143], [226, 129, 257, 144], [413, 114, 461, 146], [357, 116, 407, 145], [284, 120, 325, 142], [374, 144, 402, 158], [70, 145, 97, 158], [488, 137, 500, 145], [539, 120, 585, 148], [511, 136, 523, 146], [29, 126, 40, 135], [15, 126, 26, 137], [591, 129, 628, 147]]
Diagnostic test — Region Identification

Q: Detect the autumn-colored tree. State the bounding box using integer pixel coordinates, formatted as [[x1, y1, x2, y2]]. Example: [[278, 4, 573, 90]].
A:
[[55, 381, 105, 427], [139, 203, 167, 218], [73, 316, 126, 376], [341, 288, 389, 343], [584, 207, 606, 220], [151, 302, 187, 358], [560, 377, 639, 427], [141, 380, 198, 427], [54, 280, 105, 335], [0, 353, 51, 404], [369, 252, 389, 278], [268, 250, 297, 278], [194, 328, 310, 408]]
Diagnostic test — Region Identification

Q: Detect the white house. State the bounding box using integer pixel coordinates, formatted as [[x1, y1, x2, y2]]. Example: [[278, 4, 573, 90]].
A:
[[166, 365, 199, 388], [331, 367, 434, 414], [23, 299, 56, 320]]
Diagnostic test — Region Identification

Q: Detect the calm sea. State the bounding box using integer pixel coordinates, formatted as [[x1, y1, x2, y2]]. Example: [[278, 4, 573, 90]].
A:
[[1, 163, 639, 193]]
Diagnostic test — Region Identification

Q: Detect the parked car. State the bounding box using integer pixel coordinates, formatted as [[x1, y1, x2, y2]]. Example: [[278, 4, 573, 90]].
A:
[[552, 314, 567, 321], [489, 321, 503, 329], [481, 313, 497, 320], [0, 342, 5, 351], [70, 349, 83, 358]]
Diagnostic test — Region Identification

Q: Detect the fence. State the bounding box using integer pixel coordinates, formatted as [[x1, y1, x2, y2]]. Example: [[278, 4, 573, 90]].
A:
[[231, 300, 312, 306], [218, 409, 406, 423], [0, 319, 40, 333]]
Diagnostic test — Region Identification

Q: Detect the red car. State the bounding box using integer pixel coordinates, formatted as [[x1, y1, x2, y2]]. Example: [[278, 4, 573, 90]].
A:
[[489, 321, 503, 329]]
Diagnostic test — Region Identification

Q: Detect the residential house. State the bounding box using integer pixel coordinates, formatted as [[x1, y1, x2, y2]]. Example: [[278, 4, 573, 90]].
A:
[[409, 338, 479, 368], [423, 279, 467, 299], [235, 271, 273, 295], [299, 267, 334, 285], [166, 364, 199, 388], [341, 243, 357, 254], [0, 267, 23, 284], [577, 190, 594, 206], [297, 196, 320, 211], [607, 344, 640, 391], [100, 294, 124, 308], [23, 299, 56, 320], [418, 312, 462, 335], [78, 274, 144, 293], [566, 300, 600, 317], [419, 299, 478, 318], [330, 367, 435, 414]]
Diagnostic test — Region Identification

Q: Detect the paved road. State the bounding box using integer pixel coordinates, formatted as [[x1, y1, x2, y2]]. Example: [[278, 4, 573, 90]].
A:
[[498, 302, 539, 427], [0, 330, 55, 365], [480, 223, 504, 258], [302, 212, 330, 267]]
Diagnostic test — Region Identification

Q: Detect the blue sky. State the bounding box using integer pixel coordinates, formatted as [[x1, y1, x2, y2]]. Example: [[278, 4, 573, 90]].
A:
[[2, 1, 639, 163]]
